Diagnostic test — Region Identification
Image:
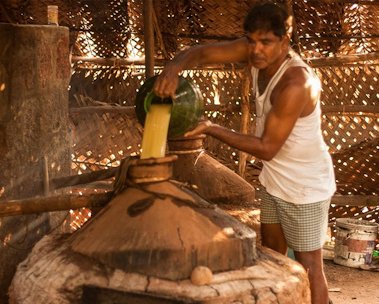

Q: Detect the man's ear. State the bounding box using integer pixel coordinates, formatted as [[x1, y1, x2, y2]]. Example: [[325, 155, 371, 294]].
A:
[[281, 34, 291, 50], [286, 16, 293, 39]]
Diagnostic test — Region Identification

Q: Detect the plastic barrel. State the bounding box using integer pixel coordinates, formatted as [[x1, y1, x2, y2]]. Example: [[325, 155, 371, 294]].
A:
[[333, 218, 379, 268], [135, 75, 204, 138]]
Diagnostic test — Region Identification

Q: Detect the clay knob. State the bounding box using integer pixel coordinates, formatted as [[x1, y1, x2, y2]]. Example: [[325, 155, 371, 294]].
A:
[[190, 266, 213, 286]]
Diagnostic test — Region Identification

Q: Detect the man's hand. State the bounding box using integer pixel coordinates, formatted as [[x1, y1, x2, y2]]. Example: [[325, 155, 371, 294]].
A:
[[153, 66, 180, 99], [184, 120, 213, 137]]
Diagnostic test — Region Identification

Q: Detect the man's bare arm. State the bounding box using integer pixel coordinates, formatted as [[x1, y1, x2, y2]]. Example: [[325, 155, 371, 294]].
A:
[[153, 38, 249, 98], [185, 74, 311, 160], [257, 79, 309, 159]]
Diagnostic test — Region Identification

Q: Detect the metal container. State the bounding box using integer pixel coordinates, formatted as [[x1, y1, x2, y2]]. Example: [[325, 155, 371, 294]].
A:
[[334, 218, 378, 268]]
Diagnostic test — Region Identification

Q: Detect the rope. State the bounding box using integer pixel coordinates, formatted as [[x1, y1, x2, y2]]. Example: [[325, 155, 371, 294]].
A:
[[112, 156, 135, 196], [168, 148, 204, 155]]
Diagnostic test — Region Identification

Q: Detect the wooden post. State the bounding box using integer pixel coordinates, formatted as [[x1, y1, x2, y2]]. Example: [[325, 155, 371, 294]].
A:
[[143, 0, 155, 78], [0, 193, 112, 217], [50, 167, 118, 190], [285, 0, 301, 54], [0, 24, 71, 199], [238, 69, 251, 178], [0, 24, 71, 302]]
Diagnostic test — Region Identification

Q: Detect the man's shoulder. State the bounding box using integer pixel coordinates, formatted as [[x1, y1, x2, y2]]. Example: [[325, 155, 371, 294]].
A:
[[273, 64, 320, 102], [279, 66, 310, 88]]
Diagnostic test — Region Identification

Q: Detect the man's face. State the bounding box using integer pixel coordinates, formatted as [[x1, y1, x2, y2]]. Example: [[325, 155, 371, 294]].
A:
[[245, 30, 288, 70]]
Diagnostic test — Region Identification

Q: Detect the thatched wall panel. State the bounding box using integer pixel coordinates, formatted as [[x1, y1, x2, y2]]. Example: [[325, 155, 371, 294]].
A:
[[0, 0, 377, 225], [316, 64, 378, 107], [69, 67, 145, 106], [293, 1, 345, 57], [338, 3, 379, 54]]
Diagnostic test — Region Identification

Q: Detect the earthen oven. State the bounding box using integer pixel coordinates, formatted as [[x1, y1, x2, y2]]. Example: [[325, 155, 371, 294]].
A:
[[9, 156, 310, 303]]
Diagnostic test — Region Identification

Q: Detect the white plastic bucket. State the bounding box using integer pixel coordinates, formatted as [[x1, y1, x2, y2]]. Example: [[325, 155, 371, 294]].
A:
[[334, 218, 378, 268]]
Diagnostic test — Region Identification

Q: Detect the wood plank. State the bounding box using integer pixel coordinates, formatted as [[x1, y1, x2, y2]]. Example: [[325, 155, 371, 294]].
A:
[[238, 70, 251, 178], [307, 0, 379, 5], [321, 105, 379, 114], [204, 104, 379, 114], [309, 52, 379, 67], [0, 193, 112, 217], [70, 105, 135, 115], [72, 52, 379, 69], [69, 104, 379, 115], [50, 167, 118, 190], [72, 56, 151, 66], [143, 0, 155, 78], [331, 195, 379, 206]]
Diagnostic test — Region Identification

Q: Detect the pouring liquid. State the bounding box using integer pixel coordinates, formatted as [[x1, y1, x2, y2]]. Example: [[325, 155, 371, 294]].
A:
[[140, 104, 172, 159]]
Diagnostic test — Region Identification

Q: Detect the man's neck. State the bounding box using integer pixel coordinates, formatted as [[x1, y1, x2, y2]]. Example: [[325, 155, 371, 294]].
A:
[[261, 50, 290, 79]]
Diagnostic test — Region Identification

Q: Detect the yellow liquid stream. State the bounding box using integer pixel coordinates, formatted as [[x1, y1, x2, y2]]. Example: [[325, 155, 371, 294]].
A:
[[140, 104, 172, 159]]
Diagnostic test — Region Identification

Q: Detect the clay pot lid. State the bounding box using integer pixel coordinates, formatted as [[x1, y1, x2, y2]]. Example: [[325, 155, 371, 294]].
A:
[[168, 135, 205, 152], [127, 155, 178, 184]]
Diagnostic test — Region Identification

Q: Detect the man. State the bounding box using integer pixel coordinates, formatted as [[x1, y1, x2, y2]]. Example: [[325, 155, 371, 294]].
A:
[[153, 2, 336, 304]]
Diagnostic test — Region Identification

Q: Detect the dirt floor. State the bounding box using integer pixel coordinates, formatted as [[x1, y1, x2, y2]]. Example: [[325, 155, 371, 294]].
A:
[[221, 204, 379, 304], [325, 259, 379, 304]]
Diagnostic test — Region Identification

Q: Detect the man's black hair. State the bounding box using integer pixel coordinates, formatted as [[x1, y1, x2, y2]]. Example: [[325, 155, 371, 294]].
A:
[[243, 1, 292, 38]]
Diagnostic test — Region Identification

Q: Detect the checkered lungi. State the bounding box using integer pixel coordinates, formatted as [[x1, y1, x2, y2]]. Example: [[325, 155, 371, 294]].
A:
[[260, 187, 331, 252]]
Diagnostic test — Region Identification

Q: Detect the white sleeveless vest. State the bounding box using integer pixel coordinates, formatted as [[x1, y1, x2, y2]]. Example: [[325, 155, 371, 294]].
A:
[[251, 52, 336, 204]]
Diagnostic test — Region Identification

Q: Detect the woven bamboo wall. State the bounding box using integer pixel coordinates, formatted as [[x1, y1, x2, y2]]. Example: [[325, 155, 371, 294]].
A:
[[0, 0, 378, 227]]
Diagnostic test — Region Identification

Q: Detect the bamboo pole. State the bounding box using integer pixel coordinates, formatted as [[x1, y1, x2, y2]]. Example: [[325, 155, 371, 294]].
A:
[[309, 52, 379, 67], [204, 104, 379, 114], [0, 193, 113, 217], [152, 3, 169, 59], [71, 56, 148, 66], [72, 52, 379, 69], [285, 0, 301, 54], [43, 156, 50, 195], [143, 0, 155, 78], [69, 104, 379, 115], [308, 0, 379, 5], [69, 105, 136, 115], [321, 105, 379, 114], [331, 195, 379, 207], [238, 69, 251, 178], [50, 167, 118, 190]]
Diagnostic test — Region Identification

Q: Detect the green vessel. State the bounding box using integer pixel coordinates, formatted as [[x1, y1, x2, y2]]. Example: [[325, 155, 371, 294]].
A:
[[135, 75, 204, 138]]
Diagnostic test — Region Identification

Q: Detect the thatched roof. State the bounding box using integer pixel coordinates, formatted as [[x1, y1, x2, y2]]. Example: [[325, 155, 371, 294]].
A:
[[1, 0, 378, 57]]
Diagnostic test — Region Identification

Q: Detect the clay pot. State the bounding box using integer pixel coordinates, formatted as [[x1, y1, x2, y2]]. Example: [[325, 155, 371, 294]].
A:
[[135, 75, 204, 138], [168, 135, 255, 206], [70, 156, 256, 280]]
